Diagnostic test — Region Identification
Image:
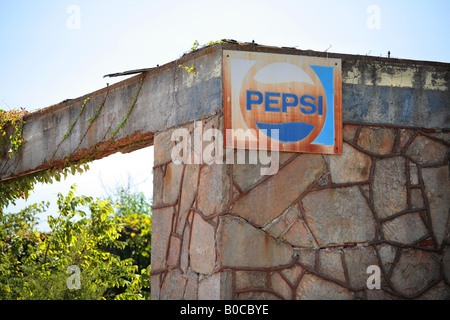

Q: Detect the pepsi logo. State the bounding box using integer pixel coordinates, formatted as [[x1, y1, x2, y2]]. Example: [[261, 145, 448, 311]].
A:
[[239, 61, 328, 144], [224, 50, 342, 154]]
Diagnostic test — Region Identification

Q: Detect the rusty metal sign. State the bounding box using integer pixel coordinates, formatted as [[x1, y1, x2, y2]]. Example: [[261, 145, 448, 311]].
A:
[[223, 50, 342, 154]]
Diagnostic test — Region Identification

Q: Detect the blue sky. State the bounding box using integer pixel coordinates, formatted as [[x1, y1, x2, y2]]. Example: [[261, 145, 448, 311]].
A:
[[1, 0, 449, 230]]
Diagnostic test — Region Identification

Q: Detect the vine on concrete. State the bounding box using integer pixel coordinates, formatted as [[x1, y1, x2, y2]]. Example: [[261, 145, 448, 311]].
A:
[[177, 64, 196, 73], [1, 98, 94, 211], [177, 39, 224, 74], [0, 108, 28, 158], [109, 78, 144, 141], [62, 97, 90, 141], [88, 97, 106, 126], [1, 64, 147, 211]]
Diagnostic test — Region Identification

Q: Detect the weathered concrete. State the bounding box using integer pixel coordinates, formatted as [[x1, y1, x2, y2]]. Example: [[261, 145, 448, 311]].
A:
[[0, 45, 223, 181], [1, 42, 449, 181]]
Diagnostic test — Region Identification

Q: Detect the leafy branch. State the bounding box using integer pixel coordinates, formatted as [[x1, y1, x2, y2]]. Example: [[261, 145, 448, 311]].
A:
[[0, 108, 28, 158], [0, 160, 90, 211]]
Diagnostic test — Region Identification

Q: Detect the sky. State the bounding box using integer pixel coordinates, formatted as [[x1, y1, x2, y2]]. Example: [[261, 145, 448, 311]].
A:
[[1, 0, 449, 230]]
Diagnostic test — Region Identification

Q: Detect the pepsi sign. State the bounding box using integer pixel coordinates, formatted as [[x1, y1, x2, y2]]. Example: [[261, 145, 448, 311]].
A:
[[223, 50, 342, 154]]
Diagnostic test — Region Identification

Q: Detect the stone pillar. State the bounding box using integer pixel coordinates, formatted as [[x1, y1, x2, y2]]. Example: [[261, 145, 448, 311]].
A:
[[151, 114, 232, 299], [151, 115, 449, 300]]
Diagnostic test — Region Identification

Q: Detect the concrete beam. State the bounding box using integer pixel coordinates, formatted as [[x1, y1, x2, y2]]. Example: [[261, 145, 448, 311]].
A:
[[1, 42, 449, 182], [0, 45, 223, 181], [221, 42, 450, 128]]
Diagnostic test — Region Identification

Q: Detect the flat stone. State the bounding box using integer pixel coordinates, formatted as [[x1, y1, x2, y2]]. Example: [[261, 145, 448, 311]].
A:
[[295, 249, 317, 271], [390, 248, 440, 297], [281, 264, 304, 285], [318, 250, 346, 283], [151, 207, 174, 270], [417, 281, 450, 300], [201, 115, 222, 161], [220, 270, 234, 300], [302, 187, 376, 247], [409, 162, 419, 185], [190, 214, 216, 274], [398, 129, 415, 151], [264, 204, 299, 239], [198, 273, 220, 300], [232, 154, 267, 192], [163, 162, 184, 204], [180, 223, 191, 273], [176, 163, 200, 234], [235, 271, 267, 290], [357, 127, 395, 155], [376, 244, 397, 272], [430, 131, 450, 144], [270, 272, 292, 300], [154, 128, 175, 166], [232, 154, 327, 228], [280, 219, 317, 249], [265, 218, 289, 239], [296, 274, 353, 300], [160, 268, 185, 300], [217, 215, 293, 268], [382, 212, 428, 244], [152, 166, 164, 207], [366, 288, 398, 300], [150, 274, 161, 300], [422, 166, 450, 247], [326, 143, 371, 183], [196, 163, 230, 216], [373, 156, 407, 219], [342, 124, 358, 141], [406, 135, 448, 165], [166, 235, 182, 266], [360, 184, 370, 199], [443, 247, 450, 284], [232, 151, 297, 192], [183, 270, 199, 300], [284, 203, 300, 222], [410, 189, 424, 208], [236, 291, 281, 300], [343, 246, 379, 289]]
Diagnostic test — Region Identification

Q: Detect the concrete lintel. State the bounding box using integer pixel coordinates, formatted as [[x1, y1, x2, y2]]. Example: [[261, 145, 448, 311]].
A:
[[0, 45, 223, 182], [1, 41, 449, 182]]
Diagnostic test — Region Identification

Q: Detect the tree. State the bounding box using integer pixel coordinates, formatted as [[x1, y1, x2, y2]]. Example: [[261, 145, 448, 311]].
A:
[[106, 187, 152, 271], [0, 185, 151, 300]]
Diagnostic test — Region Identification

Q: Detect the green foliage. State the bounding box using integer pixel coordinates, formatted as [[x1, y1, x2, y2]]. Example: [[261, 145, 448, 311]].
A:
[[62, 97, 90, 142], [109, 78, 144, 141], [106, 188, 152, 272], [190, 40, 200, 51], [87, 97, 106, 126], [179, 39, 224, 74], [178, 63, 196, 73], [189, 39, 223, 52], [0, 185, 152, 300], [0, 108, 28, 158], [0, 161, 90, 211]]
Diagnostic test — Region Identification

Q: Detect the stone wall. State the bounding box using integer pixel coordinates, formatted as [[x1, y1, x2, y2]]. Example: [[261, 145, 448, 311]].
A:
[[150, 114, 450, 300], [150, 43, 449, 300]]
